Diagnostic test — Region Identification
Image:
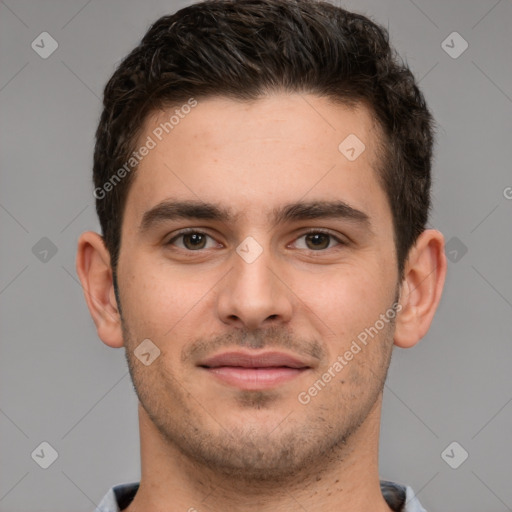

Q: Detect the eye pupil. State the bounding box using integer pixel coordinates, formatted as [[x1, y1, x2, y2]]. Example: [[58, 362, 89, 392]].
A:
[[306, 233, 329, 250], [184, 233, 206, 249], [173, 231, 337, 252]]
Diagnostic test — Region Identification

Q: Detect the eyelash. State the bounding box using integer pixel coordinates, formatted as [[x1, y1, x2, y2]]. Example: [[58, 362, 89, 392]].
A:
[[165, 228, 347, 251]]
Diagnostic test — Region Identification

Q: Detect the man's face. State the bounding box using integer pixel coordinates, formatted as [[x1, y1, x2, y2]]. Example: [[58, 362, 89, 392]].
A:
[[116, 93, 400, 479]]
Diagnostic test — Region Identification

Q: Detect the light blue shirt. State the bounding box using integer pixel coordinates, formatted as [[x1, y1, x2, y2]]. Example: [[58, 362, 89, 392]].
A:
[[94, 481, 427, 511]]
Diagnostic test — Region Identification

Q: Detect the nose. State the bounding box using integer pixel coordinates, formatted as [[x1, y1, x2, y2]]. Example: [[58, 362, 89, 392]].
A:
[[216, 244, 293, 331]]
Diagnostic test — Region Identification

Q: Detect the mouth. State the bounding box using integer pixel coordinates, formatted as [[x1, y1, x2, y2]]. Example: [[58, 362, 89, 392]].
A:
[[198, 351, 312, 390]]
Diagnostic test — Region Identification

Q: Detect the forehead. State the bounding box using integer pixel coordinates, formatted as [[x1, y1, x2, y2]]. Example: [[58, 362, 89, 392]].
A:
[[122, 93, 390, 231]]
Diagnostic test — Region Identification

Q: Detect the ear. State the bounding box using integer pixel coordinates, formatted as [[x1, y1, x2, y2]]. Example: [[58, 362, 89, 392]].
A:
[[394, 229, 447, 348], [75, 231, 124, 348]]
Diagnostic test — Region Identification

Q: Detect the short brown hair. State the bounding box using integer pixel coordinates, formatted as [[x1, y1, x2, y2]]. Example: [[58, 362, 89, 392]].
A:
[[93, 0, 435, 284]]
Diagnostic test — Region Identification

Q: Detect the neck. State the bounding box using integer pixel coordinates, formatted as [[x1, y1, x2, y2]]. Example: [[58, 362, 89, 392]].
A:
[[124, 397, 393, 512]]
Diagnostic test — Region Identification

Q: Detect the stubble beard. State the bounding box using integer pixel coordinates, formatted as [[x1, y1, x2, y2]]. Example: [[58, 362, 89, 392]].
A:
[[120, 313, 395, 487]]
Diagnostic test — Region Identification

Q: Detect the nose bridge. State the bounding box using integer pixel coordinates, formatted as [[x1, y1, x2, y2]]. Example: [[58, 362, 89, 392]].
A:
[[234, 244, 275, 296], [216, 236, 293, 329]]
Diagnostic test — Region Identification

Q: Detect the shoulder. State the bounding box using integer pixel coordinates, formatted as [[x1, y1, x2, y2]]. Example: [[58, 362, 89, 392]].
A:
[[94, 482, 140, 512], [380, 480, 427, 512]]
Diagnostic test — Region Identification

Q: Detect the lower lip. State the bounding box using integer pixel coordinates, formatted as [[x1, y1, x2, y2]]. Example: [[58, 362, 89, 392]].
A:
[[203, 366, 308, 390]]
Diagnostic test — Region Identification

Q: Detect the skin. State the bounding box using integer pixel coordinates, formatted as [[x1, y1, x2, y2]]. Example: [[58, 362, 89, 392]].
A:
[[76, 93, 446, 512]]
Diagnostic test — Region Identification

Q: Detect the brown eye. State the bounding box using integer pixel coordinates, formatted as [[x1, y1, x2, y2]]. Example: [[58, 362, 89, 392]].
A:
[[292, 231, 344, 251], [182, 233, 207, 250], [167, 231, 218, 250], [305, 233, 331, 250]]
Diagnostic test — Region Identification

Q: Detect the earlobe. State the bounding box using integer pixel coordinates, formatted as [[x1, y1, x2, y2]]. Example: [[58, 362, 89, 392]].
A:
[[394, 229, 447, 349], [75, 231, 125, 348]]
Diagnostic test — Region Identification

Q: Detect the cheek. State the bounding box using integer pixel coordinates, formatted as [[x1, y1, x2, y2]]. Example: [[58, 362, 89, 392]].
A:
[[289, 263, 391, 337], [119, 255, 202, 338], [287, 264, 397, 383]]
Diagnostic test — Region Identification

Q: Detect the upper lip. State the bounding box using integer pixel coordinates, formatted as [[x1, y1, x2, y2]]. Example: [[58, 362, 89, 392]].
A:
[[198, 351, 311, 369]]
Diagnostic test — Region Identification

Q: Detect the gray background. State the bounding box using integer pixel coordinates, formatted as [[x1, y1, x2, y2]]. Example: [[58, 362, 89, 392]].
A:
[[1, 0, 511, 510]]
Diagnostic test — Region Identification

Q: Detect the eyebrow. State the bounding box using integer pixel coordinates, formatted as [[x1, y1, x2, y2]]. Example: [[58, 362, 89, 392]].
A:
[[138, 199, 372, 234]]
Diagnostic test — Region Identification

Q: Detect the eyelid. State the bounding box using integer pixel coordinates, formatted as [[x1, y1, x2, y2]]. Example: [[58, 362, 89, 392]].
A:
[[289, 228, 348, 249], [165, 228, 222, 248], [165, 227, 348, 250]]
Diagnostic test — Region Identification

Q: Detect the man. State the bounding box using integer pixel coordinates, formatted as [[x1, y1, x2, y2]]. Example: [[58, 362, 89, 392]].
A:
[[76, 0, 446, 510]]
